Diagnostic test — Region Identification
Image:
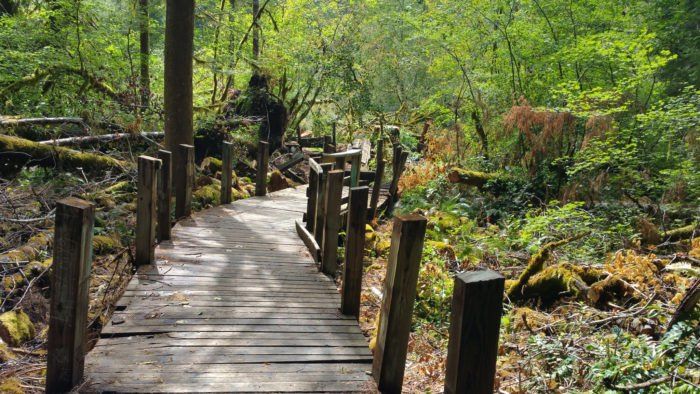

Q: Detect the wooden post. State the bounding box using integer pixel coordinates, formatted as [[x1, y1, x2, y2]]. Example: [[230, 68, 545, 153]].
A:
[[136, 155, 161, 266], [369, 137, 385, 219], [175, 144, 194, 218], [255, 140, 269, 197], [350, 154, 361, 188], [314, 163, 333, 247], [46, 198, 95, 393], [321, 169, 344, 275], [157, 149, 172, 242], [387, 148, 408, 215], [306, 158, 322, 232], [221, 141, 233, 204], [341, 186, 369, 318], [332, 122, 337, 145], [444, 270, 505, 394], [323, 135, 335, 153], [373, 214, 427, 393]]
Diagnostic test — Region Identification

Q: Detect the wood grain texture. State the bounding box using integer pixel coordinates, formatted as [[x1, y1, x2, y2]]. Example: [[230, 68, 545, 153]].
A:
[[221, 141, 233, 204], [46, 198, 95, 393], [372, 214, 427, 393], [444, 270, 505, 394], [321, 170, 344, 276], [255, 140, 269, 197], [342, 187, 368, 318], [136, 155, 161, 265], [157, 149, 172, 242], [175, 144, 194, 219], [83, 186, 374, 392]]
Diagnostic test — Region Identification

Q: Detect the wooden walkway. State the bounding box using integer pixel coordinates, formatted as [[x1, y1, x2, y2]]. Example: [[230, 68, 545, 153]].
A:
[[82, 187, 375, 393]]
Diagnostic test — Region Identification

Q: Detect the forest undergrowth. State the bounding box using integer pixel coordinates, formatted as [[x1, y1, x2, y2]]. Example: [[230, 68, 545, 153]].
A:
[[358, 124, 699, 393]]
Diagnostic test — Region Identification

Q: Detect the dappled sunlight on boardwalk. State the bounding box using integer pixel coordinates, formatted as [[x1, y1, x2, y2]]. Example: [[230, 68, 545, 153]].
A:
[[81, 187, 375, 393]]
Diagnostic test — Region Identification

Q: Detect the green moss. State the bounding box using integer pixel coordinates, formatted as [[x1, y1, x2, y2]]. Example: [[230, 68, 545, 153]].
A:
[[194, 184, 221, 207], [0, 342, 16, 363], [92, 234, 123, 255], [0, 310, 36, 347], [0, 377, 24, 394], [201, 157, 223, 175], [0, 232, 52, 264], [0, 134, 128, 173]]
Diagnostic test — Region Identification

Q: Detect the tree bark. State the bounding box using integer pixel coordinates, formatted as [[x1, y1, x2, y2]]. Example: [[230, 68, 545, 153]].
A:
[[164, 0, 195, 200], [139, 0, 150, 109], [252, 0, 260, 65]]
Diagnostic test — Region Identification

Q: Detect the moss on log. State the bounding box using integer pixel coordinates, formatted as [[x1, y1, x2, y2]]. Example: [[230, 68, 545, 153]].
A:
[[447, 167, 496, 188], [507, 232, 589, 301], [0, 310, 35, 347], [0, 134, 128, 174]]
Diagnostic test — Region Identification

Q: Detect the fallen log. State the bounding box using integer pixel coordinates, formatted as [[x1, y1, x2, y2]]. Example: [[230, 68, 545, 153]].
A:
[[506, 232, 590, 301], [447, 167, 497, 188], [38, 131, 163, 147], [0, 117, 88, 130], [0, 134, 129, 174]]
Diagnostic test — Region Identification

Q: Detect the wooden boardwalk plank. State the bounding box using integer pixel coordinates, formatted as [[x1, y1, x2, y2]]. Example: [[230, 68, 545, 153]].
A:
[[83, 187, 374, 392]]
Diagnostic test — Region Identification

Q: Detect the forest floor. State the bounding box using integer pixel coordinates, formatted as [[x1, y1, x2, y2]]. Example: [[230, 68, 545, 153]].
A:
[[0, 130, 698, 393]]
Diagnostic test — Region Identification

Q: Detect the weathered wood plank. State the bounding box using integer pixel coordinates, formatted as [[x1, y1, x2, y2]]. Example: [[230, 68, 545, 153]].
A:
[[46, 198, 95, 393], [255, 140, 269, 196], [136, 155, 161, 265], [373, 214, 427, 393], [157, 149, 172, 242], [175, 144, 194, 219], [444, 270, 505, 394], [342, 186, 368, 318], [322, 170, 344, 275], [296, 219, 321, 262], [221, 141, 233, 204]]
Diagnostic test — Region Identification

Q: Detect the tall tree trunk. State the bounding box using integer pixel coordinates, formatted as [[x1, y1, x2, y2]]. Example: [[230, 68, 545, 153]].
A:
[[139, 0, 150, 109], [252, 0, 260, 68], [0, 0, 18, 15], [164, 0, 195, 202]]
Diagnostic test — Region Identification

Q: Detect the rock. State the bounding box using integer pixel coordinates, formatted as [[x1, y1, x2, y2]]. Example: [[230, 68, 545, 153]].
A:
[[268, 170, 290, 192], [201, 157, 223, 176], [0, 310, 35, 347]]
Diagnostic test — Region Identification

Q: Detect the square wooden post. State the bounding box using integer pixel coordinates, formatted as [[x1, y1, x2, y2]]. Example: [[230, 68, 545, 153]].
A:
[[136, 155, 161, 266], [314, 163, 333, 248], [46, 198, 95, 393], [372, 214, 427, 393], [221, 141, 233, 204], [157, 149, 172, 242], [341, 186, 369, 318], [323, 135, 335, 153], [321, 169, 344, 275], [369, 138, 385, 219], [387, 148, 408, 215], [350, 154, 361, 188], [255, 140, 269, 197], [444, 270, 505, 394], [175, 144, 194, 218], [306, 158, 322, 232]]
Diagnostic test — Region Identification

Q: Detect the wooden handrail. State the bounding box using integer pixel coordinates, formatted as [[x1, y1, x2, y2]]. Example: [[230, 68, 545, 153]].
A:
[[320, 148, 362, 160]]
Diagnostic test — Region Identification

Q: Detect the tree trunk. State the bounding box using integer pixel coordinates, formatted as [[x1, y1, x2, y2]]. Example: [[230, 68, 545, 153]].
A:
[[0, 0, 18, 15], [164, 0, 195, 200], [252, 0, 260, 67], [139, 0, 150, 109]]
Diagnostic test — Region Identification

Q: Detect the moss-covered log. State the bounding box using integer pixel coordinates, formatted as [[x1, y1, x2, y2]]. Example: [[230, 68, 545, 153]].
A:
[[506, 232, 589, 301], [0, 134, 128, 174], [447, 167, 496, 188]]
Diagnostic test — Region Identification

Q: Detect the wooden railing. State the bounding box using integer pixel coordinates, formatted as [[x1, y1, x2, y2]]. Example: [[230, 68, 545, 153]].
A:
[[45, 139, 263, 392], [298, 137, 506, 394]]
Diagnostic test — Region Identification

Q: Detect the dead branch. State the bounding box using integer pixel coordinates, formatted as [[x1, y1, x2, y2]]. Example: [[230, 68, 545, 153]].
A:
[[38, 131, 164, 147]]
